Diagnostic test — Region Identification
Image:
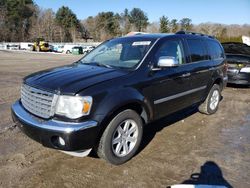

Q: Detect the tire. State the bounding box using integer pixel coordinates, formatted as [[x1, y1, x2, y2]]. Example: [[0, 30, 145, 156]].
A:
[[199, 84, 221, 115], [66, 50, 70, 54], [97, 109, 143, 165]]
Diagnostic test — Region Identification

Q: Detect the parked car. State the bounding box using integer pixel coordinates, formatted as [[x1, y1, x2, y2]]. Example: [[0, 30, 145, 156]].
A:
[[63, 44, 77, 54], [72, 46, 83, 55], [82, 45, 95, 54], [49, 45, 55, 52], [222, 42, 250, 85], [12, 31, 228, 165], [53, 45, 64, 53], [20, 43, 33, 50], [7, 44, 20, 50]]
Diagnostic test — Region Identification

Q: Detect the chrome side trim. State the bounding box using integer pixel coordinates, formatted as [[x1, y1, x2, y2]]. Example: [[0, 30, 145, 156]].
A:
[[12, 100, 98, 133], [154, 86, 207, 104]]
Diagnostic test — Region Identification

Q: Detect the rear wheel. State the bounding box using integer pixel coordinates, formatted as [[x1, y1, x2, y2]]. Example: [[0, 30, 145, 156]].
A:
[[199, 84, 221, 115], [97, 109, 143, 165]]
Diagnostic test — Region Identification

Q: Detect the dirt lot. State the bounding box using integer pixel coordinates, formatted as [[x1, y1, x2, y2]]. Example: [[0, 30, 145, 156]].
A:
[[0, 50, 249, 188]]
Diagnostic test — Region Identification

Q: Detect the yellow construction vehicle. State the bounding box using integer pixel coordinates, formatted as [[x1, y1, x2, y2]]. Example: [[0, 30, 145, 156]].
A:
[[32, 38, 50, 52]]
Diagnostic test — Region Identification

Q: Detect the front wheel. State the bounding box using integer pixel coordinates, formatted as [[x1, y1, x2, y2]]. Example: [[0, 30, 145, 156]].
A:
[[97, 109, 143, 165], [199, 84, 221, 115]]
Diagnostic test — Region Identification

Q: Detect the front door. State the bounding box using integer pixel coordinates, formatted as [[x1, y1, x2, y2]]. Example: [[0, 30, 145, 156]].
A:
[[149, 38, 193, 119]]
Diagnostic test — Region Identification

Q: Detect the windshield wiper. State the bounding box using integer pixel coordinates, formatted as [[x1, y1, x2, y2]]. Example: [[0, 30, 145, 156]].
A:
[[82, 61, 114, 69], [96, 63, 113, 68]]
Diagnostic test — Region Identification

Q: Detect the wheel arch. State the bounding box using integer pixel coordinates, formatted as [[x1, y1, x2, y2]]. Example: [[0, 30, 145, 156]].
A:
[[93, 100, 150, 152], [213, 77, 223, 91], [202, 76, 223, 103]]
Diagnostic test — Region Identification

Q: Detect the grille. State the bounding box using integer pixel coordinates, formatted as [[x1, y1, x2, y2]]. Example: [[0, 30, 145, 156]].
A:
[[21, 84, 57, 119]]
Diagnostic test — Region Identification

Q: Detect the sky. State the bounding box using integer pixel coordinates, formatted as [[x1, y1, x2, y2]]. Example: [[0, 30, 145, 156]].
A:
[[34, 0, 250, 25]]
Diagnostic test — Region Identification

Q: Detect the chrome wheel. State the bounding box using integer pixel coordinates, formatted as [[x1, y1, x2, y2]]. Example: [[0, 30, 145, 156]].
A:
[[210, 90, 219, 110], [112, 119, 139, 157]]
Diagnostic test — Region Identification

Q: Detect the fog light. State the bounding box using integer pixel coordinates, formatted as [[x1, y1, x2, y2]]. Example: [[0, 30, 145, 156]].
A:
[[58, 137, 65, 146]]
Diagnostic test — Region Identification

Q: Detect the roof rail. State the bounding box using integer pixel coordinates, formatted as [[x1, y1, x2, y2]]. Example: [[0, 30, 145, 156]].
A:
[[175, 30, 215, 39]]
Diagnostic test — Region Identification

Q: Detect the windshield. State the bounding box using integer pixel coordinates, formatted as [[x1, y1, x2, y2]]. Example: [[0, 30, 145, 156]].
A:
[[80, 38, 155, 69]]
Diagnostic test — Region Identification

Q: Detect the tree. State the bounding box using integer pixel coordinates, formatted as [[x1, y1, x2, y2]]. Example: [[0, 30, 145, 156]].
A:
[[129, 8, 148, 31], [179, 18, 192, 31], [78, 22, 91, 42], [0, 4, 7, 41], [146, 22, 159, 33], [159, 16, 170, 33], [55, 6, 79, 42], [1, 0, 36, 41], [82, 16, 97, 41], [95, 12, 121, 41], [170, 19, 178, 33], [120, 8, 131, 35]]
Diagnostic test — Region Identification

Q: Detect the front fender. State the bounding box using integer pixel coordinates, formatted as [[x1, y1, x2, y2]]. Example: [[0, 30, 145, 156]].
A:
[[93, 88, 153, 124]]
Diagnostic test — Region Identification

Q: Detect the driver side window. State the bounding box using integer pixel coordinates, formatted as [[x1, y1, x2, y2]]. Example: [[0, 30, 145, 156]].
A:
[[155, 40, 184, 65]]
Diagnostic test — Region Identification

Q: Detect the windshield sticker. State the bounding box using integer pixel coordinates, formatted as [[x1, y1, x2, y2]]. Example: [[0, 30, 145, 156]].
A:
[[132, 41, 151, 46]]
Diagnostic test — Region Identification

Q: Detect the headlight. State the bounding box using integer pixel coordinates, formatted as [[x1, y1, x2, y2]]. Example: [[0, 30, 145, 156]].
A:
[[55, 96, 92, 119]]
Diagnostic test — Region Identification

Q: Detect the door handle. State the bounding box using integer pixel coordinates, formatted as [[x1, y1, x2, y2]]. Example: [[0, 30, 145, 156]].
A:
[[181, 73, 191, 77]]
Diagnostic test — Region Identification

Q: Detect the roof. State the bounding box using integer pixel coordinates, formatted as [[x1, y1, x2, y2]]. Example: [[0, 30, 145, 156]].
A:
[[119, 31, 217, 41], [121, 33, 173, 40]]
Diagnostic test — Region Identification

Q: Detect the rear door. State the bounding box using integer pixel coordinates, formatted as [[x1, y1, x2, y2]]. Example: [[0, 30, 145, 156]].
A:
[[183, 38, 212, 103]]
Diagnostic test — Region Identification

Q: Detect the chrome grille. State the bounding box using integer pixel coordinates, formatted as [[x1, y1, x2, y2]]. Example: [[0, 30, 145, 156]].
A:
[[21, 84, 57, 118]]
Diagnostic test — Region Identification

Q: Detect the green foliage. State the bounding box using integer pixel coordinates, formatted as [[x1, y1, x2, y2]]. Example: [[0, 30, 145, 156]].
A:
[[1, 0, 35, 41], [95, 11, 121, 40], [159, 16, 170, 33], [120, 8, 131, 35], [170, 19, 178, 33], [0, 3, 249, 42], [129, 8, 148, 32], [55, 6, 82, 42], [180, 18, 192, 31], [55, 6, 78, 29]]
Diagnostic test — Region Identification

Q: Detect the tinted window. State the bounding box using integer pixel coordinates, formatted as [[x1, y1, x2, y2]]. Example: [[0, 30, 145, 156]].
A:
[[155, 40, 184, 65], [206, 40, 224, 60], [187, 39, 207, 62]]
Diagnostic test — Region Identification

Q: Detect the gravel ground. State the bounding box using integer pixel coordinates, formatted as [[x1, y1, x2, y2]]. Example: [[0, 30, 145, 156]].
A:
[[0, 50, 249, 188]]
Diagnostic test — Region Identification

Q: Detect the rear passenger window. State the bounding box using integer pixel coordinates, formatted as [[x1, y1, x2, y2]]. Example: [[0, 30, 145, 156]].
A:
[[206, 40, 224, 60], [187, 39, 207, 62]]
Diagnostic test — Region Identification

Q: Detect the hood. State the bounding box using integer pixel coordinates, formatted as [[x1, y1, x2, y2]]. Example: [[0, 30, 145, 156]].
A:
[[24, 63, 128, 95], [226, 54, 250, 65]]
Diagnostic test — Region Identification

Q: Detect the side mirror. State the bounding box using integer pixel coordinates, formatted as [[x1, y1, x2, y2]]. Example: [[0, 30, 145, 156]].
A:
[[157, 56, 179, 68]]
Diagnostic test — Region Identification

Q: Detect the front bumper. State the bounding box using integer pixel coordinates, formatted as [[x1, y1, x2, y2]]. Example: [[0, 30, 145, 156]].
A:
[[227, 71, 250, 85], [223, 75, 228, 89], [11, 100, 99, 151]]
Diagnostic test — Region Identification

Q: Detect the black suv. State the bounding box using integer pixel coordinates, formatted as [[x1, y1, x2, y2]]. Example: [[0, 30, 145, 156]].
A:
[[12, 31, 228, 165]]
